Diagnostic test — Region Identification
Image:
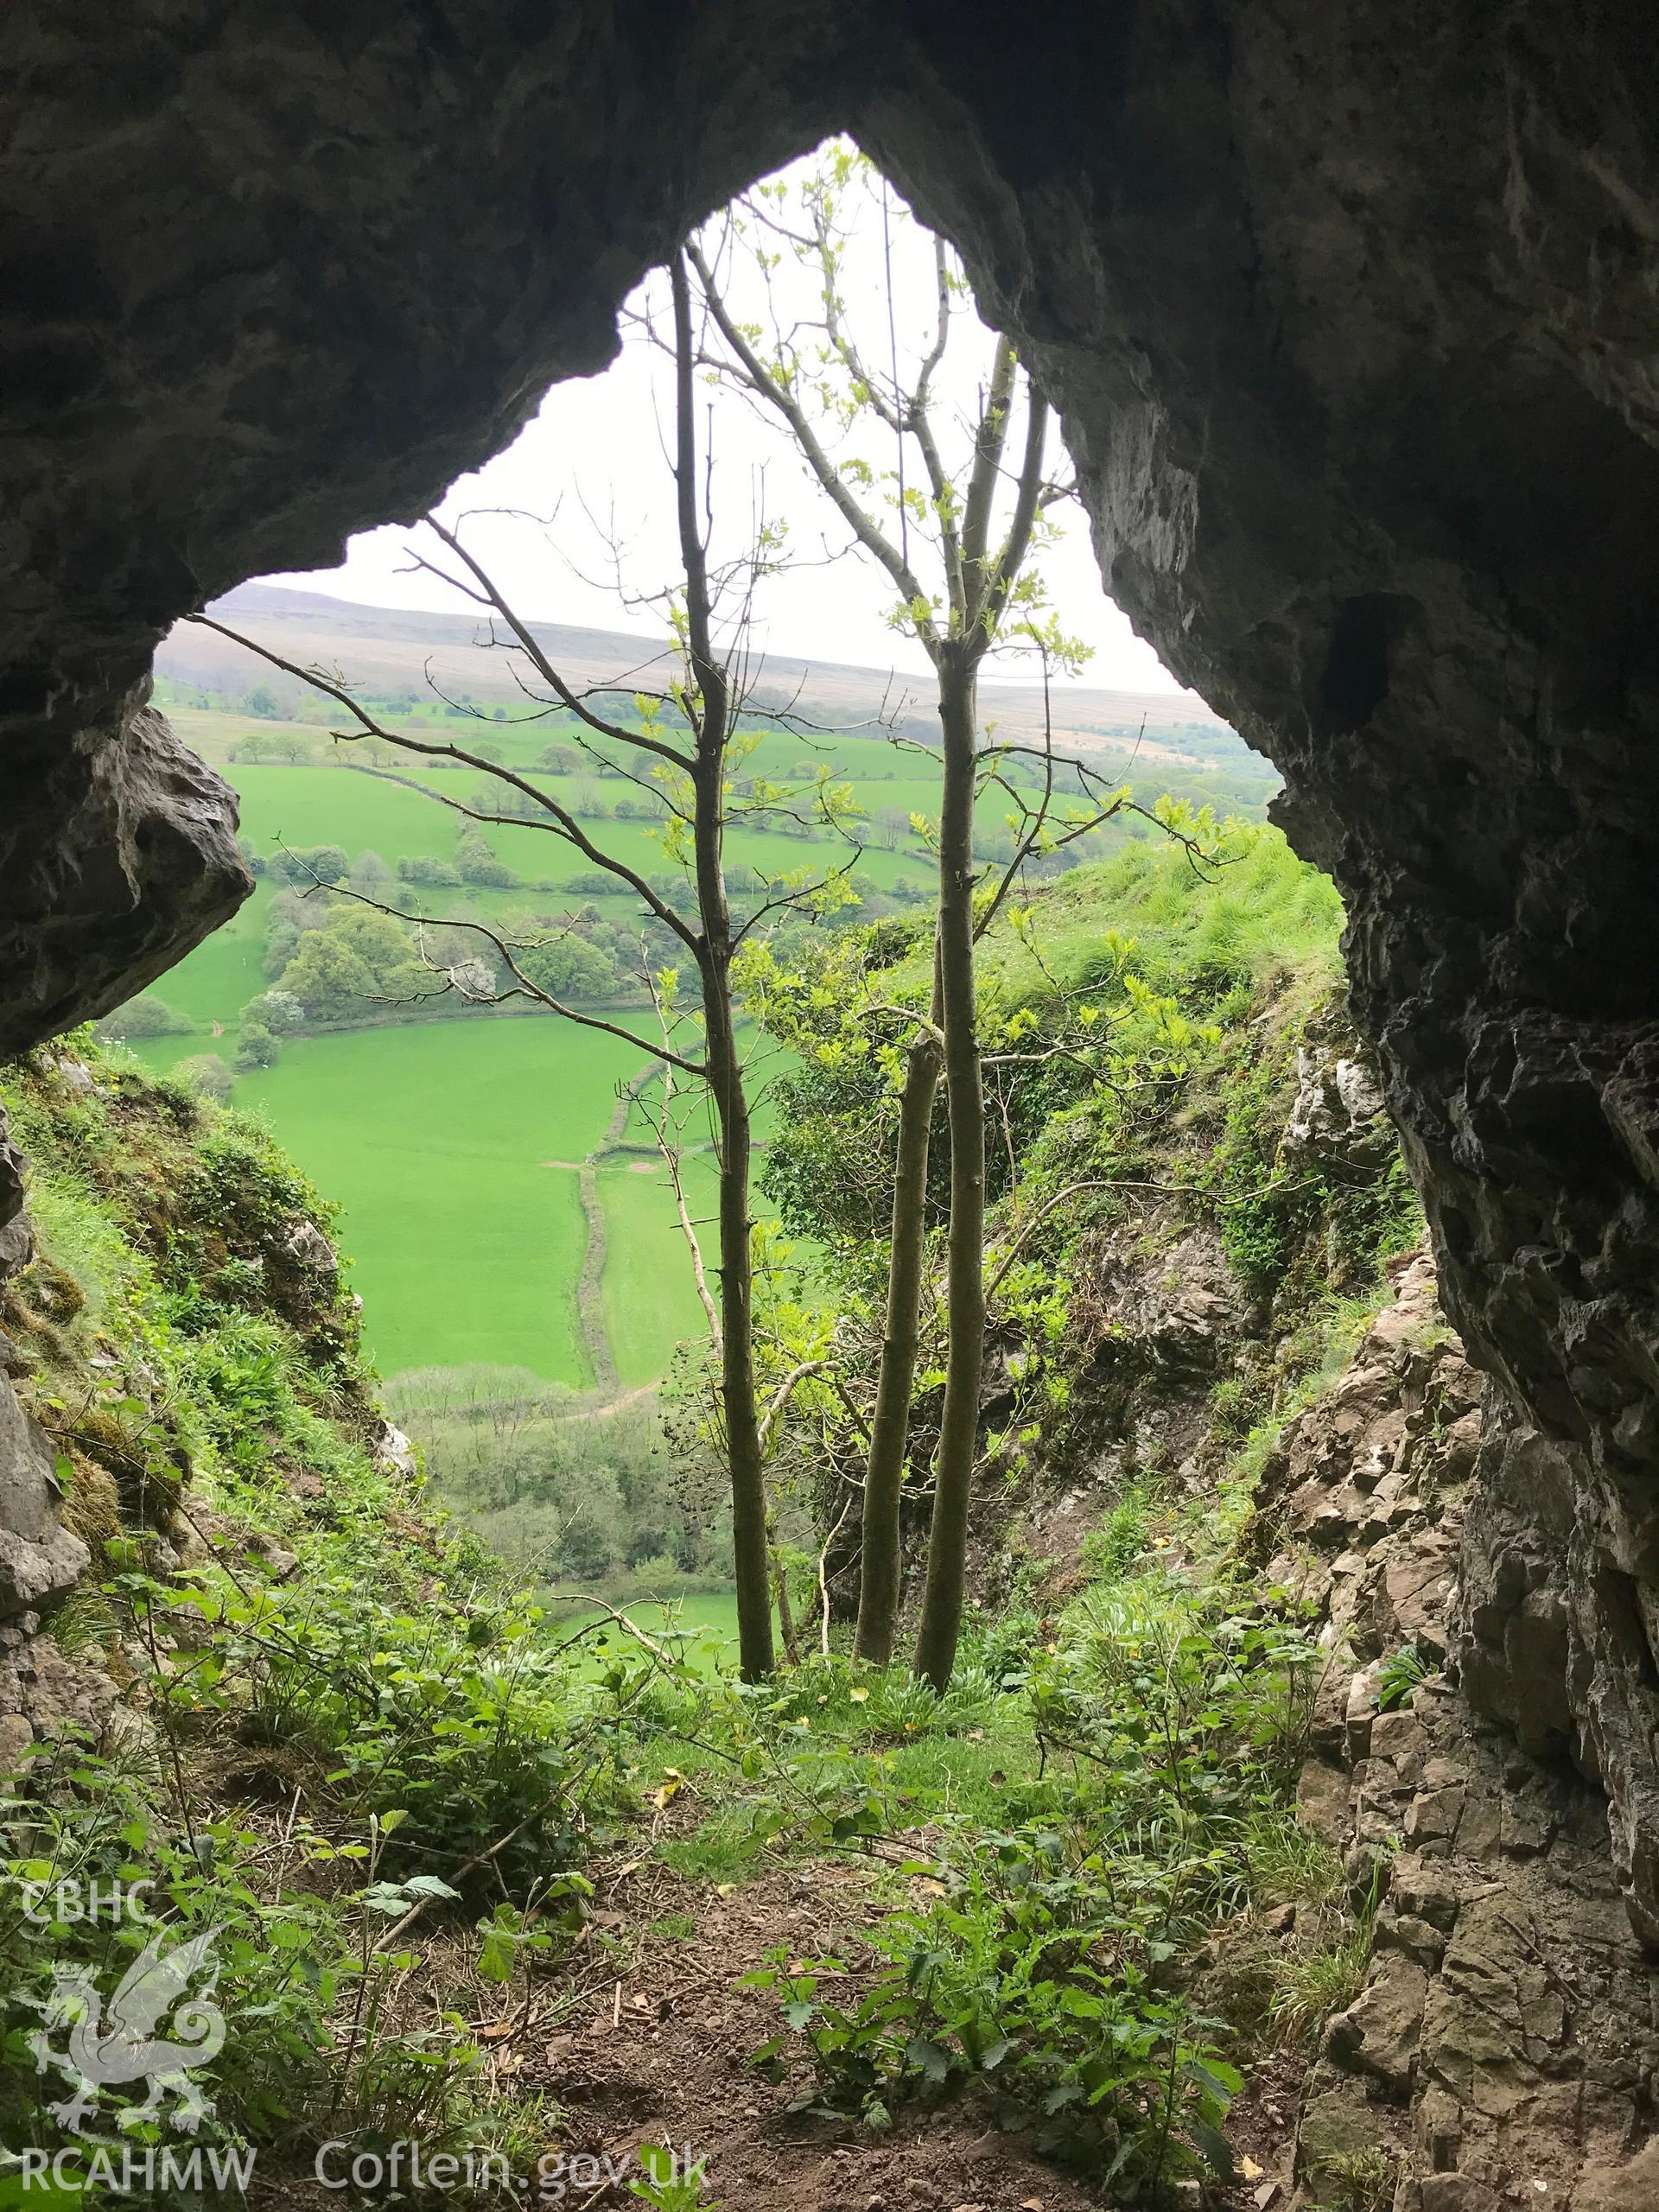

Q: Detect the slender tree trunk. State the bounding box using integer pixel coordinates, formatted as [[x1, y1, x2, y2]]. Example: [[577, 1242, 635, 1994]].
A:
[[700, 940, 775, 1681], [674, 248, 772, 1682], [914, 645, 986, 1694], [768, 1497, 802, 1666], [689, 721, 773, 1681], [854, 954, 943, 1664]]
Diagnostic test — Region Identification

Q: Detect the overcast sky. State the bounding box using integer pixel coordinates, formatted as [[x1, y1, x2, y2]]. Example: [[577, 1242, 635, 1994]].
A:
[[264, 150, 1190, 700]]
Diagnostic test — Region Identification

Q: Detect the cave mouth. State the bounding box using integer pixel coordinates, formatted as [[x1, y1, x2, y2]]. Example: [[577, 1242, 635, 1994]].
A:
[[7, 0, 1659, 1948]]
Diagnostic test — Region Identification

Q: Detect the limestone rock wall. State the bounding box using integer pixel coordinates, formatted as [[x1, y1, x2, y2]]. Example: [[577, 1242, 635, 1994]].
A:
[[0, 703, 251, 1055], [4, 1, 1659, 1926], [1263, 1258, 1659, 2209], [0, 1108, 107, 1766]]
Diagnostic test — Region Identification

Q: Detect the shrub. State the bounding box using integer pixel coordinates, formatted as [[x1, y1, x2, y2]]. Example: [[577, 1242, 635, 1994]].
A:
[[455, 827, 516, 887], [244, 987, 305, 1035], [234, 1021, 279, 1071], [1375, 1642, 1432, 1712], [396, 854, 461, 887], [747, 1829, 1241, 2185], [172, 1052, 235, 1103], [271, 843, 349, 886], [93, 991, 190, 1040]]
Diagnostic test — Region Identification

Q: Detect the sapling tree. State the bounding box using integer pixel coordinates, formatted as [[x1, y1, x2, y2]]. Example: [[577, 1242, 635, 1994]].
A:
[[687, 150, 1129, 1684], [189, 252, 863, 1683]]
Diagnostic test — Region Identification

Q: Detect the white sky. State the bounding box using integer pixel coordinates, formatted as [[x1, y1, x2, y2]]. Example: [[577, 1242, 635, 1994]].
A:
[[263, 151, 1188, 700]]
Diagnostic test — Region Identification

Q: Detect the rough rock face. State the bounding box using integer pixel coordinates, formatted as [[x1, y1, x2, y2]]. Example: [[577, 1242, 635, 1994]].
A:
[[0, 1115, 113, 1757], [0, 1107, 29, 1284], [4, 0, 1659, 1924], [1283, 1039, 1391, 1179], [0, 1618, 121, 1770], [1269, 1259, 1659, 2209], [0, 1125, 84, 1623], [0, 703, 251, 1056], [0, 1341, 89, 1624], [1255, 1253, 1480, 1682]]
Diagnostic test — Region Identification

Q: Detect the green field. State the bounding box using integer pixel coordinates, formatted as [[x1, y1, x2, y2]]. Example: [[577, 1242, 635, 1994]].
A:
[[150, 1020, 659, 1381], [127, 700, 1261, 1390], [548, 1589, 754, 1676], [597, 1148, 721, 1389], [132, 1016, 785, 1387]]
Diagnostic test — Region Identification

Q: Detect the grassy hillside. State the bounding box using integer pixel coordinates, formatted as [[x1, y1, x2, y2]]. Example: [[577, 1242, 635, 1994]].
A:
[[157, 580, 1274, 790], [755, 823, 1419, 1590]]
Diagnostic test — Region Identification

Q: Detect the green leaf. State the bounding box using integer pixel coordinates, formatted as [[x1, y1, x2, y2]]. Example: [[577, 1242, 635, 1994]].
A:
[[1186, 2119, 1236, 2179], [903, 2037, 951, 2084], [477, 1926, 516, 1982]]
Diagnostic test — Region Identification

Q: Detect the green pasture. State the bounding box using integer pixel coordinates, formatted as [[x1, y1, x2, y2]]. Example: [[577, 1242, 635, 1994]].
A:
[[237, 758, 946, 890], [596, 1148, 720, 1389], [156, 880, 277, 1033], [130, 1015, 760, 1387], [230, 1020, 657, 1382], [547, 1588, 753, 1677], [121, 703, 1205, 1391]]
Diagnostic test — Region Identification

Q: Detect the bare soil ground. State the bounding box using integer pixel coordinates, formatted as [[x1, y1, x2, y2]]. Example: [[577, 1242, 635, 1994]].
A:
[[246, 1821, 1300, 2211], [515, 1859, 1107, 2212]]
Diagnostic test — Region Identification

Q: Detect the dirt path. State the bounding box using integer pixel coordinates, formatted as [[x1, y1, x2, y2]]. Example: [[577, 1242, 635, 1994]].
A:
[[517, 1862, 1104, 2212]]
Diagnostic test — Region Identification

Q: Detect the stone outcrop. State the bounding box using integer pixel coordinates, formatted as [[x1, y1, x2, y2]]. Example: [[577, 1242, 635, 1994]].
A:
[[3, 0, 1659, 1942], [1268, 1259, 1659, 2209], [1255, 1253, 1479, 1683], [1283, 1039, 1392, 1182], [0, 1123, 86, 1624], [0, 703, 251, 1057], [0, 1107, 29, 1283], [0, 1109, 119, 1759], [0, 1618, 121, 1768], [0, 1335, 88, 1624], [0, 1395, 87, 1625]]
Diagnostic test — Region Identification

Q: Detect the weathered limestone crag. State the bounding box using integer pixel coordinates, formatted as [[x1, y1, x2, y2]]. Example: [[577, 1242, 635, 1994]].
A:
[[0, 702, 251, 1057], [0, 1337, 88, 1624], [1274, 1260, 1659, 2208]]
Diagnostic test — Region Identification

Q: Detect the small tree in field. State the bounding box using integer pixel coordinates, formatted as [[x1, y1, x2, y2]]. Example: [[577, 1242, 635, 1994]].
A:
[[689, 150, 1128, 1685], [191, 254, 862, 1682]]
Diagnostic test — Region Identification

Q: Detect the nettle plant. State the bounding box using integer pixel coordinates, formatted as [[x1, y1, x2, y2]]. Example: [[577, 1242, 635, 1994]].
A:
[[743, 1822, 1241, 2189], [741, 1566, 1329, 2188]]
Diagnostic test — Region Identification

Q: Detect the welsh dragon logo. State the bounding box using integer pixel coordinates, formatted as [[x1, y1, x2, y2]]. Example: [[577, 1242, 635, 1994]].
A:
[[27, 1924, 226, 2136]]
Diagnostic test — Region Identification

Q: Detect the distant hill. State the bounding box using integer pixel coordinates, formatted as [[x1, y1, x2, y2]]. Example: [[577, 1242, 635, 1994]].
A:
[[160, 582, 1276, 795]]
